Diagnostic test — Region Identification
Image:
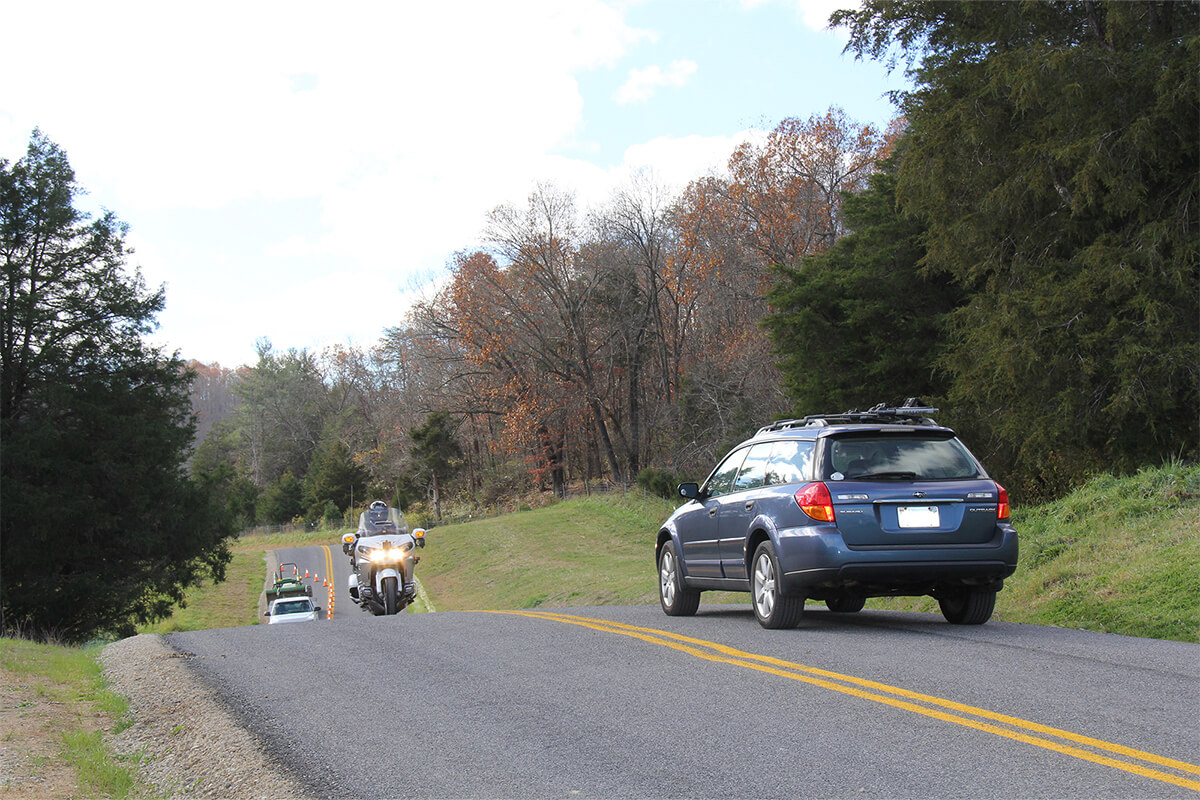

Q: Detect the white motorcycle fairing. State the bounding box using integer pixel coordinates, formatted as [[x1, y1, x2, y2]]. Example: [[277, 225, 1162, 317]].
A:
[[350, 532, 417, 615]]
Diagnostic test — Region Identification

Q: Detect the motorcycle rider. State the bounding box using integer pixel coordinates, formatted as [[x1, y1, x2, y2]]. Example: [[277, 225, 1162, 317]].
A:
[[345, 500, 396, 568], [346, 500, 420, 601]]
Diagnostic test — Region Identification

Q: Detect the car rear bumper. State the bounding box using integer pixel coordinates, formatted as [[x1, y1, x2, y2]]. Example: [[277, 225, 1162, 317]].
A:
[[777, 522, 1018, 597]]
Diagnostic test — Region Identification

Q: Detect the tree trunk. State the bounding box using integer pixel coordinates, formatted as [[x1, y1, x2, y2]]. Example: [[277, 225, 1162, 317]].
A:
[[431, 470, 442, 522], [589, 399, 622, 482]]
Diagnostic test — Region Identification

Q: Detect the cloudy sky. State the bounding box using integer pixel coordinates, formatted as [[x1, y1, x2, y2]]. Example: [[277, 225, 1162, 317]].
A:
[[1, 0, 907, 368]]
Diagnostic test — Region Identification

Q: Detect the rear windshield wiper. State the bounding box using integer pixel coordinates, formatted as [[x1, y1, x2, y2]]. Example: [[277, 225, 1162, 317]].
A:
[[854, 471, 919, 480]]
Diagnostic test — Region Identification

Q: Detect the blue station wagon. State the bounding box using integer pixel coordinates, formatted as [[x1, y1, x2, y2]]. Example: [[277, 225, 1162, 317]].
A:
[[654, 402, 1019, 628]]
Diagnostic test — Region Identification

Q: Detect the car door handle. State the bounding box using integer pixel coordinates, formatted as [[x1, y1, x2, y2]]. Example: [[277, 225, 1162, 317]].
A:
[[745, 501, 755, 511], [708, 507, 717, 517]]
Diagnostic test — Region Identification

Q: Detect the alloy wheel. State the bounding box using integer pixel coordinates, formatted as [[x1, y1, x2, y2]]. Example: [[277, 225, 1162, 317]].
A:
[[660, 548, 677, 607], [753, 552, 776, 619]]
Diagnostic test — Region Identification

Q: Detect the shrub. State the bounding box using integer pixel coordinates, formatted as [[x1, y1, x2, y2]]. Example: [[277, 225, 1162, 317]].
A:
[[637, 467, 679, 500]]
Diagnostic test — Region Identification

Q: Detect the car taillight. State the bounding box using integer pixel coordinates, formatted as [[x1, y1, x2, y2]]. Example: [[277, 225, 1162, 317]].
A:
[[796, 482, 835, 522], [996, 482, 1010, 520]]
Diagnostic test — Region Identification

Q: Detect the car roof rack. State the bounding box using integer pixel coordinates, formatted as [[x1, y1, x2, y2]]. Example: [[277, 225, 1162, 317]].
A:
[[756, 398, 940, 435]]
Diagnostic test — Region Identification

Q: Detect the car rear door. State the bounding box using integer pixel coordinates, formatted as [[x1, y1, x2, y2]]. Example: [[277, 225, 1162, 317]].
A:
[[716, 442, 773, 580]]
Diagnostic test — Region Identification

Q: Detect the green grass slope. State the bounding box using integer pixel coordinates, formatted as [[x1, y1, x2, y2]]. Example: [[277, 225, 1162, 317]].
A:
[[999, 463, 1199, 641], [875, 463, 1199, 642], [419, 494, 677, 611]]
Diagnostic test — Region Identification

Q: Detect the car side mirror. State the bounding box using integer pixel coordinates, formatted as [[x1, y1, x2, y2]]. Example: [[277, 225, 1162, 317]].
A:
[[678, 482, 701, 500]]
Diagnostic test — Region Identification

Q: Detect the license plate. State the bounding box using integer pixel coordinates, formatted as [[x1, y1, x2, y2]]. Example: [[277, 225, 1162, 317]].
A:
[[897, 505, 939, 528]]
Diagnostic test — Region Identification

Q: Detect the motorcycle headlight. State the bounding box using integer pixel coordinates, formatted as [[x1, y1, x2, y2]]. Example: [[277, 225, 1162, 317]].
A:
[[368, 547, 408, 564]]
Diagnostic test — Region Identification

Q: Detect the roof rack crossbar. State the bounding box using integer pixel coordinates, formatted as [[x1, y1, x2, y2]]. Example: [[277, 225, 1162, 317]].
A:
[[755, 399, 940, 435]]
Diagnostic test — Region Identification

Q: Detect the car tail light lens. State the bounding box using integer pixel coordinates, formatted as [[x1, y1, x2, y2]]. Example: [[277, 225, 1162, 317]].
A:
[[796, 482, 835, 522], [996, 482, 1010, 520]]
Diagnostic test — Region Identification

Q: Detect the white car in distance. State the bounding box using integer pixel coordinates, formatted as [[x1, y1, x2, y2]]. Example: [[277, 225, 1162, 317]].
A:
[[266, 596, 320, 624]]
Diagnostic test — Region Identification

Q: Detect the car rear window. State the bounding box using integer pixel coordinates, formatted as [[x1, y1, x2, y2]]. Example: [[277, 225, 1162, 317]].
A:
[[823, 434, 983, 481], [275, 600, 312, 614]]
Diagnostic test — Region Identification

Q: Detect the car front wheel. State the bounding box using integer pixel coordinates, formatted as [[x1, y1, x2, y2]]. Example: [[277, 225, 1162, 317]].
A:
[[659, 542, 700, 616], [938, 588, 996, 625], [751, 542, 804, 629]]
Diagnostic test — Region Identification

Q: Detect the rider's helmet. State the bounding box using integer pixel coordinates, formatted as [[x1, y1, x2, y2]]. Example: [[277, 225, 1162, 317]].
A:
[[361, 500, 396, 533]]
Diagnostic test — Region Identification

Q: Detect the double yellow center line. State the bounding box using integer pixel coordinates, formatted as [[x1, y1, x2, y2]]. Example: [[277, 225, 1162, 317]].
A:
[[495, 610, 1200, 793]]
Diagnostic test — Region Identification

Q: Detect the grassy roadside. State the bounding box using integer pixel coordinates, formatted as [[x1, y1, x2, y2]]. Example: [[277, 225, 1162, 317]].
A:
[[4, 463, 1195, 797], [874, 463, 1200, 641], [0, 528, 346, 799], [0, 638, 155, 799]]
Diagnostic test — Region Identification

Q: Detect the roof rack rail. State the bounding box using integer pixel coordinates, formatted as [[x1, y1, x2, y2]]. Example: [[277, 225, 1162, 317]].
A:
[[756, 398, 940, 435]]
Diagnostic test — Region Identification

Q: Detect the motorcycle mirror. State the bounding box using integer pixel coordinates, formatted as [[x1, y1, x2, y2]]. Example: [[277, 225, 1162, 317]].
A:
[[341, 532, 356, 545]]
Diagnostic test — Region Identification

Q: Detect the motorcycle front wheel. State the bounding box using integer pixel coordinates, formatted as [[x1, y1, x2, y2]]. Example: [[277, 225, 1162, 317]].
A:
[[381, 576, 398, 615]]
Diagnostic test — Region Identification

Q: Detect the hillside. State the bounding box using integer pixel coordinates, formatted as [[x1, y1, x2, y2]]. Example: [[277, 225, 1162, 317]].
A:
[[996, 462, 1199, 640], [867, 463, 1198, 641]]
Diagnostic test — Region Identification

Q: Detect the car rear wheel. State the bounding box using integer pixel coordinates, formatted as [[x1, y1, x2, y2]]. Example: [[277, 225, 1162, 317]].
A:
[[938, 588, 996, 625], [826, 594, 866, 613], [659, 542, 700, 616], [751, 542, 804, 629]]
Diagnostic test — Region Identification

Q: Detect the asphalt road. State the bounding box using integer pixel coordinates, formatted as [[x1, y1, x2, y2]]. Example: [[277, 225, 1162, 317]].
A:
[[169, 545, 1200, 799]]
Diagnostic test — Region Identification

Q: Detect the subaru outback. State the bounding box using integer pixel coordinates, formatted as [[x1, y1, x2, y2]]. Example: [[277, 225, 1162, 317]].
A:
[[654, 401, 1018, 629]]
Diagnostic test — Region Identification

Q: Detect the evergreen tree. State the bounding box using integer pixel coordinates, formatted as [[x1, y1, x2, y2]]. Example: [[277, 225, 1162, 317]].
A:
[[835, 1, 1199, 496], [256, 471, 304, 525], [302, 438, 369, 522], [1, 131, 232, 642], [764, 148, 962, 414], [190, 419, 259, 530], [410, 410, 462, 522]]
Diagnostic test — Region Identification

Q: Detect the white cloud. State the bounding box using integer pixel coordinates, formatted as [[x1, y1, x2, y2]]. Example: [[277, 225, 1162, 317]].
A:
[[0, 1, 656, 365], [613, 59, 698, 105], [740, 0, 858, 35], [619, 131, 749, 189], [796, 0, 850, 31]]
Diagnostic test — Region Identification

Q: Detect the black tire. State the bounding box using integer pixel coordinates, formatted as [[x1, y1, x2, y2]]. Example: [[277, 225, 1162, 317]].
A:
[[826, 594, 866, 614], [750, 542, 804, 629], [381, 576, 398, 615], [658, 541, 700, 616], [938, 588, 996, 625]]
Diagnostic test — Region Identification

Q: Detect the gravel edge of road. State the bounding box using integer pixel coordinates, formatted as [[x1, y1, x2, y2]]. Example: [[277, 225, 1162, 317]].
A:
[[100, 633, 317, 800]]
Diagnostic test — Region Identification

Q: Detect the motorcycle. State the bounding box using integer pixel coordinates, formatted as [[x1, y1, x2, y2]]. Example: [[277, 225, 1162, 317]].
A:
[[342, 501, 426, 615]]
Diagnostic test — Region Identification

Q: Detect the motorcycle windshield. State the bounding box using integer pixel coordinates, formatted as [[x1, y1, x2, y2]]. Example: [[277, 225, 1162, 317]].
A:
[[358, 506, 408, 535]]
